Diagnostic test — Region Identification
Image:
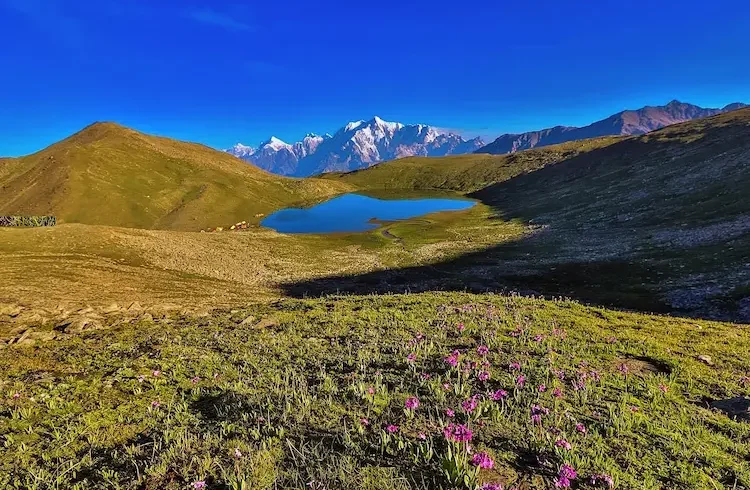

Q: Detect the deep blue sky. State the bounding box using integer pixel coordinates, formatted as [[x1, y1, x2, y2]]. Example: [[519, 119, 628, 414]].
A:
[[2, 0, 749, 156]]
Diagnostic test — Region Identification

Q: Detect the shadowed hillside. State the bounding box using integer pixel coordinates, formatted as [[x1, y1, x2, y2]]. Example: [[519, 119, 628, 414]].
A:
[[287, 109, 750, 321], [0, 122, 351, 230]]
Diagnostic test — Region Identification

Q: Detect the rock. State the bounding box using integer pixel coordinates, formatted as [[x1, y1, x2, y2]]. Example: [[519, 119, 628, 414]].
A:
[[239, 315, 256, 326], [0, 305, 22, 317], [710, 397, 750, 422], [140, 313, 154, 323], [697, 355, 714, 366], [254, 317, 278, 329], [127, 302, 143, 312]]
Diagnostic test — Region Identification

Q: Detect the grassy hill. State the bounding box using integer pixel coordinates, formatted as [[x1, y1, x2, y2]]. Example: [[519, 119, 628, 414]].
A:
[[0, 122, 351, 230], [323, 137, 622, 192]]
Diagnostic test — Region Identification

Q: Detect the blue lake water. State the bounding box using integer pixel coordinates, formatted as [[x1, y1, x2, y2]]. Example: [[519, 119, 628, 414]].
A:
[[261, 193, 476, 234]]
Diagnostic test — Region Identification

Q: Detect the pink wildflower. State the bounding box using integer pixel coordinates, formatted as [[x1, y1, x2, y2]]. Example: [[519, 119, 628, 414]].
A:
[[618, 363, 629, 375], [478, 371, 490, 382], [405, 396, 420, 410], [516, 375, 526, 387], [360, 418, 370, 426], [151, 400, 160, 408], [538, 384, 546, 392], [445, 350, 460, 367], [137, 375, 145, 383], [386, 424, 399, 433], [407, 353, 417, 363], [234, 448, 242, 458], [421, 372, 431, 380], [492, 389, 508, 401], [509, 361, 521, 371], [152, 370, 161, 377], [457, 323, 466, 332], [418, 432, 427, 440], [193, 481, 206, 489], [576, 423, 587, 434], [477, 345, 489, 356], [443, 423, 473, 443], [462, 395, 479, 413], [11, 393, 21, 400], [591, 474, 615, 488], [367, 386, 375, 395], [191, 376, 200, 384], [471, 452, 495, 469], [481, 484, 503, 490], [445, 408, 455, 418], [555, 464, 577, 488], [659, 383, 669, 393], [443, 382, 452, 391], [555, 439, 572, 450], [553, 387, 563, 398], [534, 334, 544, 342]]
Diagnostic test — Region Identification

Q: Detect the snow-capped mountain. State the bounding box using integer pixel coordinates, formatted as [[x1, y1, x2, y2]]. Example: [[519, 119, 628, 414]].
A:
[[226, 117, 484, 176]]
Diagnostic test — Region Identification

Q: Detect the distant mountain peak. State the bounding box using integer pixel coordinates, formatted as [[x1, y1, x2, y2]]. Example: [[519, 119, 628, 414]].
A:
[[226, 117, 484, 176], [477, 100, 746, 155]]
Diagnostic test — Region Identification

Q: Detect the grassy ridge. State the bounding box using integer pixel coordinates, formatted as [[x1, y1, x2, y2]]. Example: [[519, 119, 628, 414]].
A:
[[323, 137, 622, 192], [0, 123, 351, 231], [1, 293, 748, 489]]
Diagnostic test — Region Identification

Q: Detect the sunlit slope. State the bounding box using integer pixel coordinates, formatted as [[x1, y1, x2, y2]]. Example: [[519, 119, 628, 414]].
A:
[[0, 122, 350, 230], [323, 137, 622, 192]]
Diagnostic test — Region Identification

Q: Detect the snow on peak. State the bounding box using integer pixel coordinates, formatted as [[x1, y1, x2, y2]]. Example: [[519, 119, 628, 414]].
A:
[[371, 116, 403, 131], [345, 120, 365, 132], [262, 136, 291, 150]]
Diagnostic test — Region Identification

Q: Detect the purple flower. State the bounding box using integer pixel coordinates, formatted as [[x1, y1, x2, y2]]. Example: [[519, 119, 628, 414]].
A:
[[152, 370, 161, 377], [360, 418, 370, 426], [151, 400, 161, 408], [538, 384, 546, 392], [462, 395, 479, 413], [533, 334, 544, 342], [367, 386, 375, 395], [509, 361, 521, 371], [405, 396, 420, 410], [445, 408, 456, 418], [478, 371, 490, 382], [418, 432, 427, 440], [618, 363, 629, 375], [516, 375, 526, 387], [481, 484, 503, 490], [386, 424, 399, 433], [491, 389, 508, 401], [531, 414, 542, 424], [445, 350, 460, 367], [553, 387, 563, 398], [576, 423, 587, 434], [555, 439, 572, 450], [11, 393, 21, 400], [471, 451, 495, 469], [555, 465, 577, 488], [443, 423, 473, 443], [407, 353, 417, 363], [193, 481, 206, 489], [658, 383, 668, 393], [421, 372, 431, 380], [191, 376, 201, 384], [457, 323, 466, 332], [477, 345, 489, 356], [591, 474, 615, 488]]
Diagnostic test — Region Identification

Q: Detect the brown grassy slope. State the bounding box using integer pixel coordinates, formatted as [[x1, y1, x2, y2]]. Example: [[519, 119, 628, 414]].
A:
[[0, 122, 351, 230]]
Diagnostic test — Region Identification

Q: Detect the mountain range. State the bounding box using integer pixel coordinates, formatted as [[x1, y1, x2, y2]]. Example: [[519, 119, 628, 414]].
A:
[[476, 100, 748, 154], [226, 116, 485, 177]]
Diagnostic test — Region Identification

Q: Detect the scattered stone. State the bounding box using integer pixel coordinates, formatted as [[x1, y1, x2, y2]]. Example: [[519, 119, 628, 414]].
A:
[[140, 313, 154, 323], [239, 315, 256, 326], [710, 397, 750, 422], [697, 355, 714, 366], [254, 317, 278, 329], [127, 302, 143, 312]]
